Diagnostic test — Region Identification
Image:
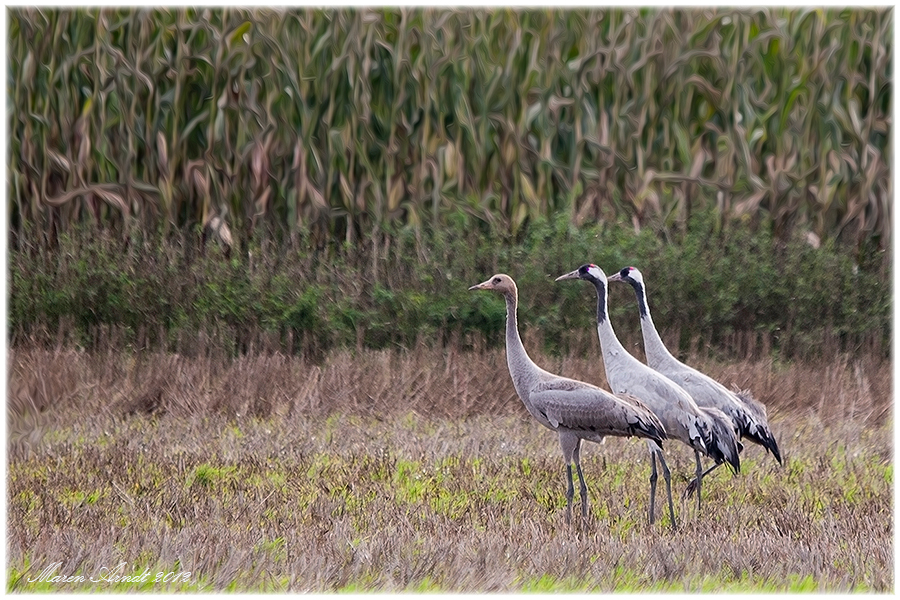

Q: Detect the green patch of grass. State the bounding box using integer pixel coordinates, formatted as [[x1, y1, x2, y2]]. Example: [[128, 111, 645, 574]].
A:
[[58, 487, 104, 508], [255, 537, 287, 562], [227, 423, 245, 439], [305, 452, 333, 480], [429, 487, 472, 520], [335, 574, 382, 593], [186, 463, 237, 489], [409, 575, 441, 592], [785, 573, 819, 592], [393, 458, 431, 504], [520, 573, 590, 592], [519, 457, 533, 476]]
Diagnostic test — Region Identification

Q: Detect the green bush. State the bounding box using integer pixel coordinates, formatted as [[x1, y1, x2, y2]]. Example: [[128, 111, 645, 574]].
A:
[[8, 214, 889, 361]]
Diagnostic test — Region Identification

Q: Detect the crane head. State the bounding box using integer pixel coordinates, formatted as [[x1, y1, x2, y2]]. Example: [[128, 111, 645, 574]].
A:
[[555, 263, 606, 284], [608, 266, 644, 286], [469, 273, 517, 296]]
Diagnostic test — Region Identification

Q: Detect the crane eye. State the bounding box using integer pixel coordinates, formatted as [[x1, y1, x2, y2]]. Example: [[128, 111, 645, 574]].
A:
[[492, 277, 501, 284]]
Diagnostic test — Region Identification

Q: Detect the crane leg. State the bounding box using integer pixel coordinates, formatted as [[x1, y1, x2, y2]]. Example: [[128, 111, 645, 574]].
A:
[[693, 450, 704, 512], [573, 441, 589, 522], [656, 449, 676, 530], [648, 451, 658, 525], [565, 464, 575, 525], [684, 462, 721, 499]]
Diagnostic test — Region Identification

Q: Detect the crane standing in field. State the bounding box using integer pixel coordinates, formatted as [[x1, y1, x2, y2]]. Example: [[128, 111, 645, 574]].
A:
[[556, 264, 741, 514], [608, 266, 782, 493], [468, 274, 673, 527]]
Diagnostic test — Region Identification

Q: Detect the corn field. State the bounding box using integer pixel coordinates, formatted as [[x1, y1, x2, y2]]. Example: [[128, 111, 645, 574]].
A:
[[7, 7, 892, 250]]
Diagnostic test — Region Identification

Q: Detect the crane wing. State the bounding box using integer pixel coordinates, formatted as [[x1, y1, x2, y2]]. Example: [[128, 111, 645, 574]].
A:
[[609, 370, 707, 447], [614, 371, 699, 415], [660, 365, 740, 409], [529, 380, 664, 440], [657, 364, 768, 443]]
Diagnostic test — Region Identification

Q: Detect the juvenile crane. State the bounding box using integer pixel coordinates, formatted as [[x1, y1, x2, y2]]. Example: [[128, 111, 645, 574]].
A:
[[556, 264, 741, 515], [468, 274, 671, 526], [608, 266, 782, 493]]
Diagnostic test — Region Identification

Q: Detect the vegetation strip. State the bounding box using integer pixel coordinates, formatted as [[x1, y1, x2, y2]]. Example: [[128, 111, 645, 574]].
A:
[[7, 347, 891, 592], [9, 9, 890, 248], [9, 213, 889, 361]]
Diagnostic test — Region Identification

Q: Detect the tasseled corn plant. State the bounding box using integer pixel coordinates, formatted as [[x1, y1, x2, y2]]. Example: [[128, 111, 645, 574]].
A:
[[7, 7, 892, 252]]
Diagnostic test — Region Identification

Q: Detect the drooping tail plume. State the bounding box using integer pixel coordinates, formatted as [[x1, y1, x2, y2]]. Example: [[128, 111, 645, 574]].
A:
[[734, 389, 783, 465], [699, 406, 742, 473]]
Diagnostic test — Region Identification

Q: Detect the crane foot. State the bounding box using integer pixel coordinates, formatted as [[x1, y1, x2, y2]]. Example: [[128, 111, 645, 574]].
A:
[[683, 478, 699, 499]]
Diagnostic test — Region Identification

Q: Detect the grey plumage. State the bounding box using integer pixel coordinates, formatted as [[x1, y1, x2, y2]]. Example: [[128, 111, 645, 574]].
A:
[[556, 264, 742, 518], [468, 273, 669, 526], [608, 265, 782, 468]]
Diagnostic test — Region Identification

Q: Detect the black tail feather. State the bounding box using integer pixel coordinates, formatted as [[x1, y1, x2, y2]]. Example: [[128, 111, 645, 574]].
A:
[[637, 415, 667, 447], [700, 407, 741, 474], [733, 388, 783, 465], [620, 393, 667, 446], [743, 426, 783, 465]]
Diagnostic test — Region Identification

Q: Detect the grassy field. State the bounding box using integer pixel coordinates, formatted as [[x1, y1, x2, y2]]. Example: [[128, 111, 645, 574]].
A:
[[7, 345, 891, 592]]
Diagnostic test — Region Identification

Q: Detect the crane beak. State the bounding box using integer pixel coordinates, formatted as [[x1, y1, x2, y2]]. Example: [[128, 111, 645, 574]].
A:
[[607, 272, 623, 283], [468, 279, 491, 291], [555, 269, 580, 282]]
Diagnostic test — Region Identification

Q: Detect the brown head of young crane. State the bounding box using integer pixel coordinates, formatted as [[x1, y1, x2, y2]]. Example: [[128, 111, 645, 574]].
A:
[[556, 264, 742, 516], [608, 265, 782, 494], [468, 273, 671, 527]]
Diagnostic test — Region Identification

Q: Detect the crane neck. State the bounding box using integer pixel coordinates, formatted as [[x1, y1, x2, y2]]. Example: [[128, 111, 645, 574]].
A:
[[591, 279, 631, 376], [629, 281, 679, 368], [503, 290, 538, 391]]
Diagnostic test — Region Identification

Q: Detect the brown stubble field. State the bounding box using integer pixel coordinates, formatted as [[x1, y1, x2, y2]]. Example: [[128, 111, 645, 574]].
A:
[[6, 342, 892, 592]]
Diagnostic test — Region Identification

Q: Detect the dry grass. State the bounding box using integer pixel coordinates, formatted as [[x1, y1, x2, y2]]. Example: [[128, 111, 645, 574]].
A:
[[6, 344, 892, 591]]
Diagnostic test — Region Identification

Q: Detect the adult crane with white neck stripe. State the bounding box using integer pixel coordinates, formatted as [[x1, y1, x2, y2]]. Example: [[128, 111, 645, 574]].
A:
[[608, 265, 782, 493], [556, 264, 741, 515]]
